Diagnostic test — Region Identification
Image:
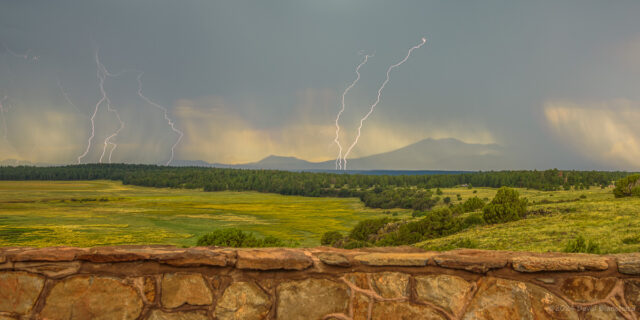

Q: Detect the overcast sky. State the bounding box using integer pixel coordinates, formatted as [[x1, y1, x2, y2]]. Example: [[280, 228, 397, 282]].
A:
[[1, 1, 639, 170]]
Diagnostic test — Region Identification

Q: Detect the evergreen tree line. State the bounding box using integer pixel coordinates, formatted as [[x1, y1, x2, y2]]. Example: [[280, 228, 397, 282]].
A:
[[0, 164, 633, 211]]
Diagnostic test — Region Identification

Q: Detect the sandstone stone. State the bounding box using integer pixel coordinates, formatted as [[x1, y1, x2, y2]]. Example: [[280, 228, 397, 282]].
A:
[[214, 282, 271, 320], [352, 293, 371, 320], [415, 275, 473, 316], [560, 276, 617, 303], [0, 315, 16, 320], [354, 253, 432, 266], [462, 277, 578, 320], [345, 272, 370, 290], [624, 279, 640, 313], [511, 255, 609, 272], [537, 277, 556, 284], [0, 255, 5, 264], [146, 310, 209, 320], [369, 272, 410, 298], [276, 278, 349, 320], [9, 247, 87, 262], [158, 247, 227, 267], [236, 249, 312, 270], [77, 246, 156, 262], [616, 254, 640, 275], [317, 252, 350, 267], [0, 271, 45, 314], [371, 301, 445, 320], [134, 276, 156, 303], [583, 304, 625, 320], [161, 273, 213, 308], [433, 253, 507, 273], [14, 261, 81, 278], [39, 275, 143, 320]]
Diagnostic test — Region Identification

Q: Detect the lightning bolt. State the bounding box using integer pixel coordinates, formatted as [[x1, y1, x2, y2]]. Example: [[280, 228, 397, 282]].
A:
[[334, 54, 372, 170], [341, 37, 427, 170], [1, 42, 38, 61], [57, 79, 86, 116], [136, 73, 184, 166], [77, 50, 126, 164]]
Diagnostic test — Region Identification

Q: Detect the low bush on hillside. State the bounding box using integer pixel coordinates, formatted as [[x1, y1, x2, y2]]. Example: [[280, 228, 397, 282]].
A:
[[482, 187, 528, 224], [613, 175, 640, 198], [321, 231, 344, 246], [462, 196, 486, 212], [564, 234, 600, 254], [196, 228, 293, 247], [423, 237, 479, 251]]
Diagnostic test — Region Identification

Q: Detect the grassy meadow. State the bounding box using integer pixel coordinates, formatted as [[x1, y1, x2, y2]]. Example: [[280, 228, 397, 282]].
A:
[[0, 180, 409, 247], [418, 186, 640, 253], [1, 180, 638, 253]]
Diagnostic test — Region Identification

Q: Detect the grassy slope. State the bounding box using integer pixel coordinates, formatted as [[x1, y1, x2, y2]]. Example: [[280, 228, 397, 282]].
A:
[[0, 180, 409, 247], [417, 186, 640, 253]]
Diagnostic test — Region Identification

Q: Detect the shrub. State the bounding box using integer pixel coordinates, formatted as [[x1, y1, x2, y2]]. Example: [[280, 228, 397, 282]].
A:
[[343, 239, 370, 249], [196, 228, 287, 247], [613, 175, 640, 198], [564, 234, 600, 254], [349, 217, 395, 242], [321, 231, 343, 246], [482, 187, 528, 224], [461, 212, 485, 228], [443, 196, 451, 204], [462, 196, 486, 212], [436, 188, 443, 195]]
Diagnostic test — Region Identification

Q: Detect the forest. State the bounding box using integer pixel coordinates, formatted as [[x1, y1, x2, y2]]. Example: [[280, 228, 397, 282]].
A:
[[0, 164, 633, 212]]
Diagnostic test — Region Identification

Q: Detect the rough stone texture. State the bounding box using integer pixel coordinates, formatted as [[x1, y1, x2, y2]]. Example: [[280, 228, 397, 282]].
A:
[[354, 253, 432, 266], [146, 310, 209, 320], [317, 252, 350, 267], [583, 305, 626, 320], [623, 279, 640, 313], [433, 253, 507, 273], [0, 271, 45, 314], [352, 292, 371, 320], [560, 276, 617, 303], [236, 249, 312, 270], [345, 272, 370, 290], [39, 275, 143, 320], [13, 261, 80, 278], [414, 275, 473, 316], [134, 276, 156, 304], [1, 246, 640, 320], [214, 282, 271, 320], [369, 272, 410, 298], [161, 273, 213, 308], [9, 247, 87, 262], [158, 247, 228, 267], [371, 301, 445, 320], [276, 278, 349, 320], [616, 253, 640, 275], [511, 255, 609, 272], [462, 277, 579, 320]]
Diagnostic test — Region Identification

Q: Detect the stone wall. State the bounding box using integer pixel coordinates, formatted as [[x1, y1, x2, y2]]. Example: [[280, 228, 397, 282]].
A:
[[0, 246, 639, 320]]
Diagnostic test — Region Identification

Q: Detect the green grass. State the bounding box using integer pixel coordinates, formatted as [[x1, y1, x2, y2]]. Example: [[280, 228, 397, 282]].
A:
[[0, 180, 409, 247], [417, 186, 640, 253]]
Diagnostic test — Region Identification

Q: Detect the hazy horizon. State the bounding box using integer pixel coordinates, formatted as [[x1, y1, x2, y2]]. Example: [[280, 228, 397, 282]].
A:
[[1, 1, 640, 170]]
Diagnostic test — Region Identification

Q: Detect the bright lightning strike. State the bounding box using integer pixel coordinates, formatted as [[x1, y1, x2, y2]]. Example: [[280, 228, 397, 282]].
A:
[[78, 50, 126, 164], [341, 37, 427, 170], [334, 54, 372, 170], [137, 73, 184, 166]]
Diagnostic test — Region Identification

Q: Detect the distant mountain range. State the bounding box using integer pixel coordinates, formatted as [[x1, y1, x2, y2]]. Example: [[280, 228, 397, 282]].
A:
[[1, 138, 517, 171], [173, 138, 511, 171]]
